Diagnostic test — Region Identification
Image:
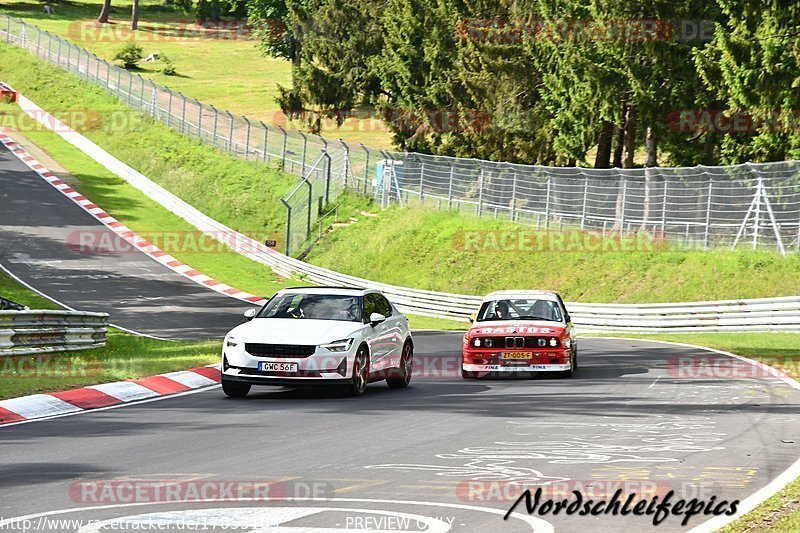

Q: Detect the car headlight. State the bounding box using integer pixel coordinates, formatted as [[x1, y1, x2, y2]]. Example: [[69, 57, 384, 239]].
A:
[[562, 337, 571, 348], [321, 338, 354, 352], [225, 337, 239, 348], [472, 337, 493, 348]]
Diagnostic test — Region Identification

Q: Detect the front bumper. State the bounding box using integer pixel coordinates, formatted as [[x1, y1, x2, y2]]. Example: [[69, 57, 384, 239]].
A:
[[462, 363, 570, 372], [223, 343, 355, 384], [222, 372, 352, 387]]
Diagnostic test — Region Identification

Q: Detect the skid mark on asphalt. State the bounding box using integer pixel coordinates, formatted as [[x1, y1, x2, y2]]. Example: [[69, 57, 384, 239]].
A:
[[365, 416, 728, 483]]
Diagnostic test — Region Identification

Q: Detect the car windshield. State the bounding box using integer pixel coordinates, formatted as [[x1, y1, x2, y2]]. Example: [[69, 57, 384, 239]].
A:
[[477, 298, 563, 323], [256, 294, 362, 322]]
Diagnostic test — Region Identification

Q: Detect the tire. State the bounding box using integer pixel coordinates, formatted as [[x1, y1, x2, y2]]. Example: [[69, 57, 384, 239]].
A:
[[348, 346, 370, 396], [561, 350, 576, 378], [222, 378, 251, 398], [387, 341, 413, 388], [461, 366, 480, 379]]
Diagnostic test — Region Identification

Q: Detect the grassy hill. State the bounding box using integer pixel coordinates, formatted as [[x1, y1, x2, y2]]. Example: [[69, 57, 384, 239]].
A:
[[0, 0, 394, 148]]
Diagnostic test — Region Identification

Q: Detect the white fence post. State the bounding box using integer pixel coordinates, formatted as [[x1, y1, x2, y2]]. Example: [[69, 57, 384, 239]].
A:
[[704, 179, 713, 249], [580, 174, 588, 229]]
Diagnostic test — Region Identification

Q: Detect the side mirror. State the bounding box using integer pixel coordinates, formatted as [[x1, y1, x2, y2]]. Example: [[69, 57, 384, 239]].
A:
[[369, 312, 386, 326], [244, 308, 256, 320], [469, 313, 476, 323]]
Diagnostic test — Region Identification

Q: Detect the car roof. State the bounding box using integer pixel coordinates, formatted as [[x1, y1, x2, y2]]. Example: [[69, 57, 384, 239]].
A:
[[483, 290, 560, 302], [275, 286, 372, 296]]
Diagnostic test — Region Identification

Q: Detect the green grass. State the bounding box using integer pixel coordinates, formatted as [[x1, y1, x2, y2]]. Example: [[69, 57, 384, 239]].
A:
[[304, 205, 800, 303], [720, 477, 800, 532], [1, 0, 395, 148]]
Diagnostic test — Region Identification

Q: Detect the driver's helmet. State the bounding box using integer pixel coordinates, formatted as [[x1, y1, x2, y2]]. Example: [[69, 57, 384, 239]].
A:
[[495, 300, 510, 319]]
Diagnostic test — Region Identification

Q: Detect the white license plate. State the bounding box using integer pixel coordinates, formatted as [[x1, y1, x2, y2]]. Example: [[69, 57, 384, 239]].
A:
[[258, 362, 299, 372]]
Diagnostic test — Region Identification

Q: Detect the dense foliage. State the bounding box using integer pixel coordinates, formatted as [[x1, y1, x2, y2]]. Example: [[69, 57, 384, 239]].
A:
[[247, 0, 800, 166]]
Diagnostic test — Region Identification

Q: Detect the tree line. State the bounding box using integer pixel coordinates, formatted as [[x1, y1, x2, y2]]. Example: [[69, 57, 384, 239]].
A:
[[247, 0, 800, 168]]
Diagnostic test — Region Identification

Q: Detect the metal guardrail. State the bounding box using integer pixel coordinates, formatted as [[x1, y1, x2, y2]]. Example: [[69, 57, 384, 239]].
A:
[[0, 310, 109, 355], [15, 93, 800, 332]]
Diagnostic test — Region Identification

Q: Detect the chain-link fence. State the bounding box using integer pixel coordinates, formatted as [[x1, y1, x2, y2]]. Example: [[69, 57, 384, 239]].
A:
[[3, 13, 800, 255]]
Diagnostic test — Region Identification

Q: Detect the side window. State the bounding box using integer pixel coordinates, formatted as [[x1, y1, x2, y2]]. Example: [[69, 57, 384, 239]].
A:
[[363, 294, 378, 321], [555, 294, 570, 322], [377, 295, 393, 317]]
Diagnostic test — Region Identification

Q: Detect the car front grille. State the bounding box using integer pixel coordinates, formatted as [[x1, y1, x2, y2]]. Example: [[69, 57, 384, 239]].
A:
[[503, 336, 560, 349], [244, 343, 317, 358]]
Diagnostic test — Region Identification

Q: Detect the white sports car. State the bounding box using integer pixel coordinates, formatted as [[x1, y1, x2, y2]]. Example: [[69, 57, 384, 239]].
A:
[[221, 286, 414, 397]]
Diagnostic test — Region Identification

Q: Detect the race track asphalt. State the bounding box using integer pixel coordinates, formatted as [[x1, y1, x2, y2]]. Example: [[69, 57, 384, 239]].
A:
[[2, 140, 800, 532], [1, 334, 799, 532], [0, 142, 253, 339]]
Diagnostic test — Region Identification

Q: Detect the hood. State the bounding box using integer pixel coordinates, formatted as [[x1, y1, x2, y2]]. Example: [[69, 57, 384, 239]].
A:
[[227, 318, 366, 345], [468, 320, 566, 337]]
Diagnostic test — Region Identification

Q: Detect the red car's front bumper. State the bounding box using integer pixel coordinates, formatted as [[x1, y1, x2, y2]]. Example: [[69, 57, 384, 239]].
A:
[[462, 347, 571, 372]]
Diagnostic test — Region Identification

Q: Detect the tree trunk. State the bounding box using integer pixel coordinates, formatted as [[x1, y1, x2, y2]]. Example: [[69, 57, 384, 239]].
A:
[[641, 126, 657, 230], [595, 121, 613, 168], [612, 105, 637, 231], [97, 0, 112, 23], [612, 123, 624, 168], [131, 0, 139, 30], [622, 104, 637, 169]]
